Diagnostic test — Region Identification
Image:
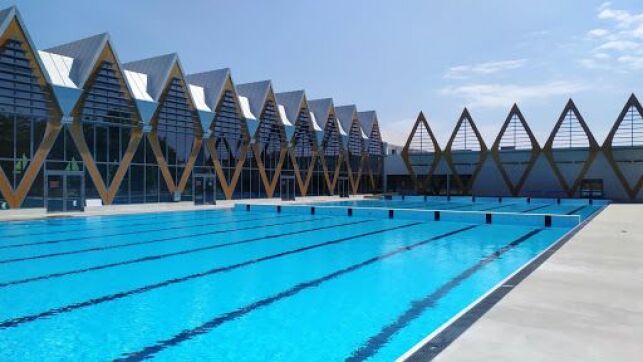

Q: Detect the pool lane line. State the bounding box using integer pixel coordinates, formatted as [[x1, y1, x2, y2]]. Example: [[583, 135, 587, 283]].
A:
[[433, 203, 486, 211], [566, 205, 588, 215], [0, 216, 333, 265], [0, 220, 418, 330], [0, 217, 357, 289], [520, 204, 553, 213], [474, 203, 519, 212], [0, 214, 240, 239], [346, 228, 544, 361], [0, 213, 298, 250], [0, 209, 224, 231], [114, 224, 478, 361]]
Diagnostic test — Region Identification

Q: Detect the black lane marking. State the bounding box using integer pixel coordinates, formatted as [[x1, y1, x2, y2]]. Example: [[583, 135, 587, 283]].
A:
[[0, 216, 329, 265], [0, 210, 220, 237], [566, 205, 588, 215], [391, 201, 449, 208], [346, 228, 544, 361], [115, 224, 478, 361], [0, 220, 416, 330], [0, 217, 349, 289], [520, 204, 552, 213], [475, 203, 517, 212], [0, 214, 294, 250], [436, 203, 480, 211], [0, 215, 215, 240], [0, 214, 248, 242]]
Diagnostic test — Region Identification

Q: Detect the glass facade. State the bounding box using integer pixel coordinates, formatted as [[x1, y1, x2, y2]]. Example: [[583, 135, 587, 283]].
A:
[[0, 38, 58, 209], [367, 124, 383, 192], [72, 60, 139, 203], [321, 114, 345, 194], [0, 12, 370, 209], [154, 77, 200, 201], [246, 99, 284, 198], [207, 89, 247, 199], [347, 120, 364, 193]]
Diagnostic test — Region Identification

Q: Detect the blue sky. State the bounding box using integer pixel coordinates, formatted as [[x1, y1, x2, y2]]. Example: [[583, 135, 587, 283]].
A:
[[4, 0, 643, 146]]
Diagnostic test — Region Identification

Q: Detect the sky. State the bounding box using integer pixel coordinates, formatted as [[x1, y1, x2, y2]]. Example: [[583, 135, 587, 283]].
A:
[[4, 0, 643, 147]]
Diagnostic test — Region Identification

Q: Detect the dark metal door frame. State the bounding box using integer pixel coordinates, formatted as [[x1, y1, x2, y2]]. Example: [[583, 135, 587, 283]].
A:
[[280, 174, 296, 201], [193, 173, 217, 205], [44, 170, 85, 212], [338, 176, 350, 198]]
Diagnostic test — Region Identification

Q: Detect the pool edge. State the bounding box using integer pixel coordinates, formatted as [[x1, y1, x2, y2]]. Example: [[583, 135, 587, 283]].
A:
[[397, 203, 609, 362]]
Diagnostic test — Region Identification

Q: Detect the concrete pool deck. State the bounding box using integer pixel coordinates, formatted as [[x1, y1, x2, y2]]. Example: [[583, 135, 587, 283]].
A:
[[430, 203, 643, 362]]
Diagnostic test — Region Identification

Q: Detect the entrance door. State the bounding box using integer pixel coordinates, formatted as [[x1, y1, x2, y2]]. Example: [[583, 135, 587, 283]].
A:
[[337, 176, 350, 198], [280, 174, 296, 201], [194, 174, 217, 205], [45, 171, 85, 212]]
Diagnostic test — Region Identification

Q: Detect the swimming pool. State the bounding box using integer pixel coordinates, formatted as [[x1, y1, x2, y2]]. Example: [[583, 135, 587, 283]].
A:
[[312, 195, 606, 221], [0, 207, 588, 361]]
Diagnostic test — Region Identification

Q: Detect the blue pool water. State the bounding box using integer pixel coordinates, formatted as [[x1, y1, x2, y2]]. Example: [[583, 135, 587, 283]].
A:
[[0, 208, 583, 361], [314, 197, 603, 221]]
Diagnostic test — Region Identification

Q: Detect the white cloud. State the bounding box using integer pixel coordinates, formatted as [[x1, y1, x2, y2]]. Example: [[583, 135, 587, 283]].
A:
[[440, 81, 588, 109], [379, 118, 416, 146], [444, 59, 526, 79], [634, 24, 643, 39], [595, 40, 639, 51], [582, 3, 643, 71], [588, 28, 609, 37], [617, 55, 643, 69]]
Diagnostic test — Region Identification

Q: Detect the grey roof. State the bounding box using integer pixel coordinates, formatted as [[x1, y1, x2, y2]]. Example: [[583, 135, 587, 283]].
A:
[[46, 33, 110, 89], [335, 105, 358, 134], [123, 53, 179, 101], [275, 90, 305, 125], [308, 98, 334, 130], [357, 111, 378, 135], [186, 68, 232, 111], [236, 80, 272, 119]]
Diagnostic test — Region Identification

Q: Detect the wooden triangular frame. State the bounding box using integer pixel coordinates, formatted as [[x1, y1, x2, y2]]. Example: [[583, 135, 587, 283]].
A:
[[320, 112, 344, 194], [67, 43, 143, 205], [0, 16, 63, 208], [289, 103, 319, 196], [344, 118, 366, 194], [252, 91, 288, 198], [602, 94, 643, 199], [205, 80, 250, 200], [401, 112, 442, 193], [366, 122, 384, 191], [444, 108, 487, 194], [147, 63, 203, 198], [543, 99, 600, 197], [491, 104, 541, 196]]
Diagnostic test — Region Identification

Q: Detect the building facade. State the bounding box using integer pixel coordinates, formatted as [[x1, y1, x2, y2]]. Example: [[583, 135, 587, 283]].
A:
[[0, 7, 384, 210], [394, 96, 643, 202]]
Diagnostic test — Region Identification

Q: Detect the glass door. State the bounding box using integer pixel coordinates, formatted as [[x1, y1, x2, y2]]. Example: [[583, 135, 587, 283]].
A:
[[338, 176, 350, 198], [45, 171, 85, 212], [193, 174, 216, 205], [65, 174, 84, 211], [45, 174, 64, 212]]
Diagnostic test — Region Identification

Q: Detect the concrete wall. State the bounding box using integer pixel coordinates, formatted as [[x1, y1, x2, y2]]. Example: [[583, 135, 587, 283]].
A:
[[384, 147, 643, 202]]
